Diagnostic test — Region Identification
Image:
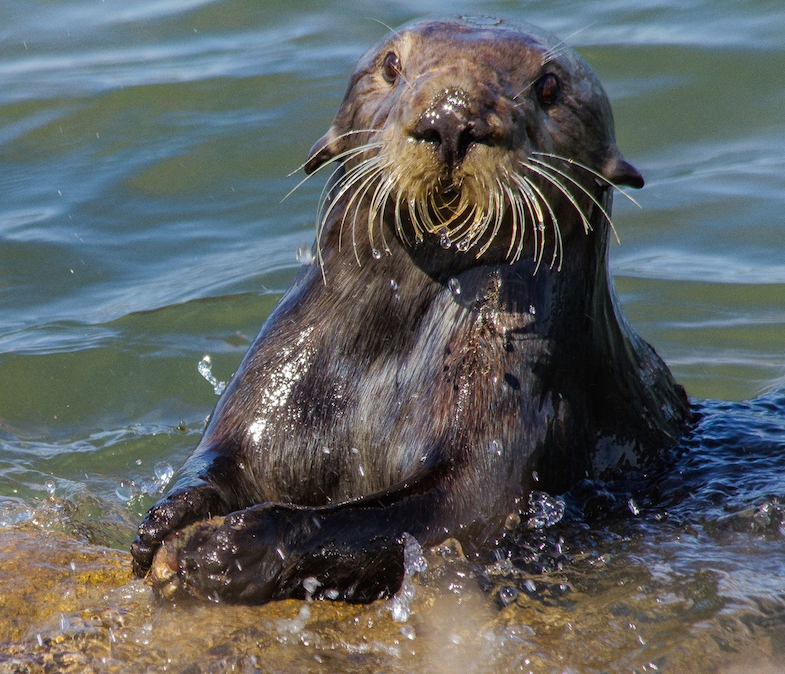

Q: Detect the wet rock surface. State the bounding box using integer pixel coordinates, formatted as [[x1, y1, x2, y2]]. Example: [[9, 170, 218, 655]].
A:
[[0, 518, 783, 674]]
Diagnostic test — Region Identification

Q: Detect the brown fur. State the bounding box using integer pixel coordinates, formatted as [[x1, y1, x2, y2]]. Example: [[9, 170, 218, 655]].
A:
[[131, 18, 689, 604]]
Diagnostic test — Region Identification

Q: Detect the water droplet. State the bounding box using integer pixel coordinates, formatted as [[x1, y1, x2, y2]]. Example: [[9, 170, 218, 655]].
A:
[[390, 534, 426, 622], [325, 588, 339, 600], [389, 279, 399, 291], [448, 277, 461, 296], [523, 579, 537, 593], [154, 462, 174, 485], [371, 248, 382, 260], [528, 305, 536, 315], [537, 222, 546, 232], [296, 244, 314, 265], [198, 355, 226, 396], [302, 576, 320, 597], [498, 585, 519, 606], [439, 231, 452, 249], [391, 598, 410, 623], [531, 470, 539, 482], [504, 512, 521, 531], [526, 491, 566, 529], [115, 481, 134, 502], [490, 439, 503, 456], [403, 533, 427, 574], [400, 624, 416, 640], [628, 498, 640, 516], [456, 238, 471, 252], [459, 14, 504, 26], [139, 479, 157, 495], [44, 479, 56, 496]]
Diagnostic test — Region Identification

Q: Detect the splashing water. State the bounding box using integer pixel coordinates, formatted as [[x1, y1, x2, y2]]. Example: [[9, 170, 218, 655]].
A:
[[526, 491, 566, 530], [295, 244, 315, 266], [197, 355, 226, 395], [115, 461, 173, 503], [389, 533, 427, 623]]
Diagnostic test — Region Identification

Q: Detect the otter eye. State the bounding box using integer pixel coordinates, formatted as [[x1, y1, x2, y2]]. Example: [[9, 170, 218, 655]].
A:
[[536, 73, 560, 106], [382, 51, 400, 84]]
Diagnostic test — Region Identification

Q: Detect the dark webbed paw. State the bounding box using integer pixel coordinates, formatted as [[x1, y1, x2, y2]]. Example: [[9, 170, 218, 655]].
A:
[[131, 483, 225, 578], [145, 505, 407, 605], [147, 506, 288, 603]]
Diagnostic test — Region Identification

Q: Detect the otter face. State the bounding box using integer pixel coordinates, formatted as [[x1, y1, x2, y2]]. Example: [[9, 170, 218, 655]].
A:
[[305, 19, 643, 269]]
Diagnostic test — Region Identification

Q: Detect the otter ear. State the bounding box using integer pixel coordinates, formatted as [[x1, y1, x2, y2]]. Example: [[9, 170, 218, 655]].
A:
[[602, 150, 644, 189], [304, 131, 338, 175]]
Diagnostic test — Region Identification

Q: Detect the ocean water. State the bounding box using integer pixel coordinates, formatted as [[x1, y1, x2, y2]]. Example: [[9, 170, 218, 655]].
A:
[[1, 1, 784, 672]]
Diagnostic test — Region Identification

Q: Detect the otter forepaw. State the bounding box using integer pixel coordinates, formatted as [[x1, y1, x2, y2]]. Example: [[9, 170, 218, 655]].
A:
[[131, 484, 225, 578], [147, 507, 286, 604]]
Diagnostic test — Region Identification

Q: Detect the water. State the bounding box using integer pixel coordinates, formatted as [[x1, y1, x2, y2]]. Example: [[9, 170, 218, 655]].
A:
[[1, 0, 784, 671]]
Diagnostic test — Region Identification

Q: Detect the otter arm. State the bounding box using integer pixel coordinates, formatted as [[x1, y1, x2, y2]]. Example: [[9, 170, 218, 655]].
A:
[[145, 460, 461, 604]]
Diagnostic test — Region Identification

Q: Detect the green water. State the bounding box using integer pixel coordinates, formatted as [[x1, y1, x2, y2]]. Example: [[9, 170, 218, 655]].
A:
[[1, 1, 784, 672]]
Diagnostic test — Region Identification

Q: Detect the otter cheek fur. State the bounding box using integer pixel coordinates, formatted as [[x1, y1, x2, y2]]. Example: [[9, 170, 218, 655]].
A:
[[131, 18, 689, 604]]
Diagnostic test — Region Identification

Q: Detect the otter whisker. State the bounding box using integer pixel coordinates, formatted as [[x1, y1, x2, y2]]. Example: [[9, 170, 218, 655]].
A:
[[368, 171, 397, 256], [540, 24, 596, 65], [511, 77, 536, 106], [521, 174, 564, 271], [530, 156, 620, 243], [532, 151, 642, 208], [520, 160, 593, 235], [493, 182, 519, 259], [481, 184, 504, 255], [287, 129, 382, 178], [510, 172, 546, 267], [406, 197, 422, 243], [316, 150, 387, 273], [504, 174, 526, 260], [527, 178, 547, 266], [524, 179, 546, 271], [314, 143, 386, 265], [284, 132, 383, 203], [319, 155, 379, 247], [502, 165, 533, 263], [339, 158, 388, 264], [392, 181, 411, 246], [314, 142, 386, 225], [352, 170, 385, 262]]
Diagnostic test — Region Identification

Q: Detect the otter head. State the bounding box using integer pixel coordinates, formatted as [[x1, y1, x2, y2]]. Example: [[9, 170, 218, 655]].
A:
[[305, 18, 643, 268]]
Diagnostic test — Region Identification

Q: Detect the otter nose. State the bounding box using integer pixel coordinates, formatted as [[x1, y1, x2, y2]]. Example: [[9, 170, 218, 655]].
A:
[[412, 91, 491, 169]]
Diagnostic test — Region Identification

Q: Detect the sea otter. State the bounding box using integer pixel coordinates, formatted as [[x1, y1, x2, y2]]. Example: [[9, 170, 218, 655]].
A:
[[131, 17, 690, 604]]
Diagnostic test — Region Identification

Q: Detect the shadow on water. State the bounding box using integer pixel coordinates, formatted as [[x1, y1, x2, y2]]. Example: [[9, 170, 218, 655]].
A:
[[1, 392, 784, 673]]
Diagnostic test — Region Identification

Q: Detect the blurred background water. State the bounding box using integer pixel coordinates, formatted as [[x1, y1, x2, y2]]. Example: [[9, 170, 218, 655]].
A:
[[0, 1, 784, 672]]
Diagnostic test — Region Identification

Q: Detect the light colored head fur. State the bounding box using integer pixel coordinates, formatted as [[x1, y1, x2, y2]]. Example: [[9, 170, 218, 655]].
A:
[[302, 18, 643, 272]]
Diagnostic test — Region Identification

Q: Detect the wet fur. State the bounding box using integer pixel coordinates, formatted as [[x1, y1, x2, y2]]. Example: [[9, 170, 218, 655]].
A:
[[131, 18, 690, 604]]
